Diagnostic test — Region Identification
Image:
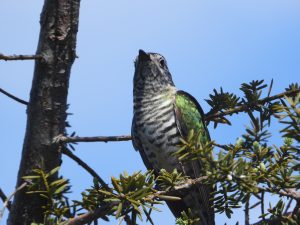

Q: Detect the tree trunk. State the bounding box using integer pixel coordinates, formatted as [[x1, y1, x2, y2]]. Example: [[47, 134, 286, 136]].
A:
[[8, 0, 80, 224]]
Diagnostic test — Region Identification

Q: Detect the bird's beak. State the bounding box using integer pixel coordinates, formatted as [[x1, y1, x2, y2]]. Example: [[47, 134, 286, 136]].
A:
[[138, 49, 150, 62]]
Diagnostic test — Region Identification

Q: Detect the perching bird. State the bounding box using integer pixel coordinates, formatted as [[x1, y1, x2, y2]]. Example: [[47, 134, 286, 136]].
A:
[[131, 50, 215, 225]]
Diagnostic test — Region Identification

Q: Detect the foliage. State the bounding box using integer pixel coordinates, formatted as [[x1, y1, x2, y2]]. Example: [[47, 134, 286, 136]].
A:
[[23, 80, 299, 225], [175, 80, 300, 224], [23, 167, 72, 224], [75, 171, 163, 224], [175, 209, 200, 225]]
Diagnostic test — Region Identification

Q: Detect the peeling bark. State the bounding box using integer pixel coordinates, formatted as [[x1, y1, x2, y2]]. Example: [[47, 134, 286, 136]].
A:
[[8, 0, 80, 224]]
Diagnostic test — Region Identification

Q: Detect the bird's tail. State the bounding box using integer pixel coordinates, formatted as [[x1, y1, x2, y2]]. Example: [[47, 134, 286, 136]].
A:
[[165, 182, 215, 225], [165, 158, 215, 225]]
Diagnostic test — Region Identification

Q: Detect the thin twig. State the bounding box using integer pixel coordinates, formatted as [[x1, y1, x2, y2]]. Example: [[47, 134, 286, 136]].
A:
[[257, 187, 300, 202], [261, 191, 265, 221], [117, 215, 125, 225], [245, 196, 250, 225], [62, 147, 109, 190], [0, 53, 43, 61], [55, 135, 132, 143], [0, 88, 28, 105], [284, 198, 293, 215], [65, 202, 117, 225], [292, 201, 300, 217], [157, 176, 208, 196], [205, 88, 300, 121], [212, 142, 229, 150], [278, 188, 300, 201], [58, 134, 231, 155], [55, 134, 230, 152], [0, 189, 9, 210], [0, 182, 27, 221]]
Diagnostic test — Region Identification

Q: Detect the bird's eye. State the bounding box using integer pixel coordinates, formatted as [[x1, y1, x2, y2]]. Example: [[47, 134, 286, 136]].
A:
[[159, 59, 166, 67]]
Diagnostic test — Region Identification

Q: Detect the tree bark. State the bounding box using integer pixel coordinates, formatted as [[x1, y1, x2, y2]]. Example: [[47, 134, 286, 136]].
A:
[[8, 0, 80, 224]]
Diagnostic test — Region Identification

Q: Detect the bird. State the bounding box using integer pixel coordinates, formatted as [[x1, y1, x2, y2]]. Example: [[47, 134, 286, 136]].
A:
[[131, 50, 215, 225]]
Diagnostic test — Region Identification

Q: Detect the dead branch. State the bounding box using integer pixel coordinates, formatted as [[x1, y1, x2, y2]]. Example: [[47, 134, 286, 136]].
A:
[[55, 134, 132, 143], [0, 53, 43, 61], [0, 88, 28, 105], [65, 202, 116, 225], [258, 187, 300, 202], [278, 189, 300, 202]]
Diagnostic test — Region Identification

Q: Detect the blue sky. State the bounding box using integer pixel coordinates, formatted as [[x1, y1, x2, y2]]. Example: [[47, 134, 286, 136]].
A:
[[0, 1, 299, 224]]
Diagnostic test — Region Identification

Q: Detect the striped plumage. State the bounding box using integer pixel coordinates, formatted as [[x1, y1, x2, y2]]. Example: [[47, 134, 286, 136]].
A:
[[132, 50, 214, 225]]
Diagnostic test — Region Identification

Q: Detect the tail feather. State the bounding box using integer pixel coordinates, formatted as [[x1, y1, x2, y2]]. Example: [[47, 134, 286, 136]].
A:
[[165, 184, 215, 225], [164, 159, 215, 225]]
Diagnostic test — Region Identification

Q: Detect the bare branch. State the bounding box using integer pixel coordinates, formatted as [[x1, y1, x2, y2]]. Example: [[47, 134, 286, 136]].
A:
[[245, 196, 250, 225], [261, 191, 265, 222], [277, 189, 300, 202], [0, 88, 28, 105], [65, 202, 116, 225], [0, 189, 9, 210], [205, 88, 300, 121], [156, 176, 208, 196], [54, 134, 229, 155], [55, 134, 132, 143], [117, 215, 125, 225], [211, 142, 229, 150], [61, 147, 109, 190], [0, 183, 27, 222], [284, 198, 293, 215], [0, 53, 43, 61], [292, 201, 300, 217]]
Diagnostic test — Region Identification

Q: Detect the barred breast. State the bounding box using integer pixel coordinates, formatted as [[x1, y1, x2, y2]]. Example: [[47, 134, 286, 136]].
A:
[[133, 89, 181, 173]]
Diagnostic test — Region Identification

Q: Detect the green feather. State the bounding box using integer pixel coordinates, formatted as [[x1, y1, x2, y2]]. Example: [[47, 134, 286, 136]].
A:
[[175, 91, 210, 144]]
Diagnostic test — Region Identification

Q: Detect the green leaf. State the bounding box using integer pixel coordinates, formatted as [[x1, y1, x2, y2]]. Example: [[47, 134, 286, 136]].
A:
[[157, 195, 181, 201], [111, 177, 123, 193], [115, 202, 123, 218], [53, 183, 68, 195], [22, 175, 40, 179], [46, 166, 60, 177]]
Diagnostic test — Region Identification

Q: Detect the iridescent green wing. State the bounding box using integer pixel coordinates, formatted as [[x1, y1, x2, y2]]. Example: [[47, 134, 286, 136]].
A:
[[174, 90, 210, 144], [174, 91, 215, 224]]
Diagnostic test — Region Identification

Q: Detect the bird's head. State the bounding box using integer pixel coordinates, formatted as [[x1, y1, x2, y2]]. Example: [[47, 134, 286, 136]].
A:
[[133, 50, 175, 94]]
